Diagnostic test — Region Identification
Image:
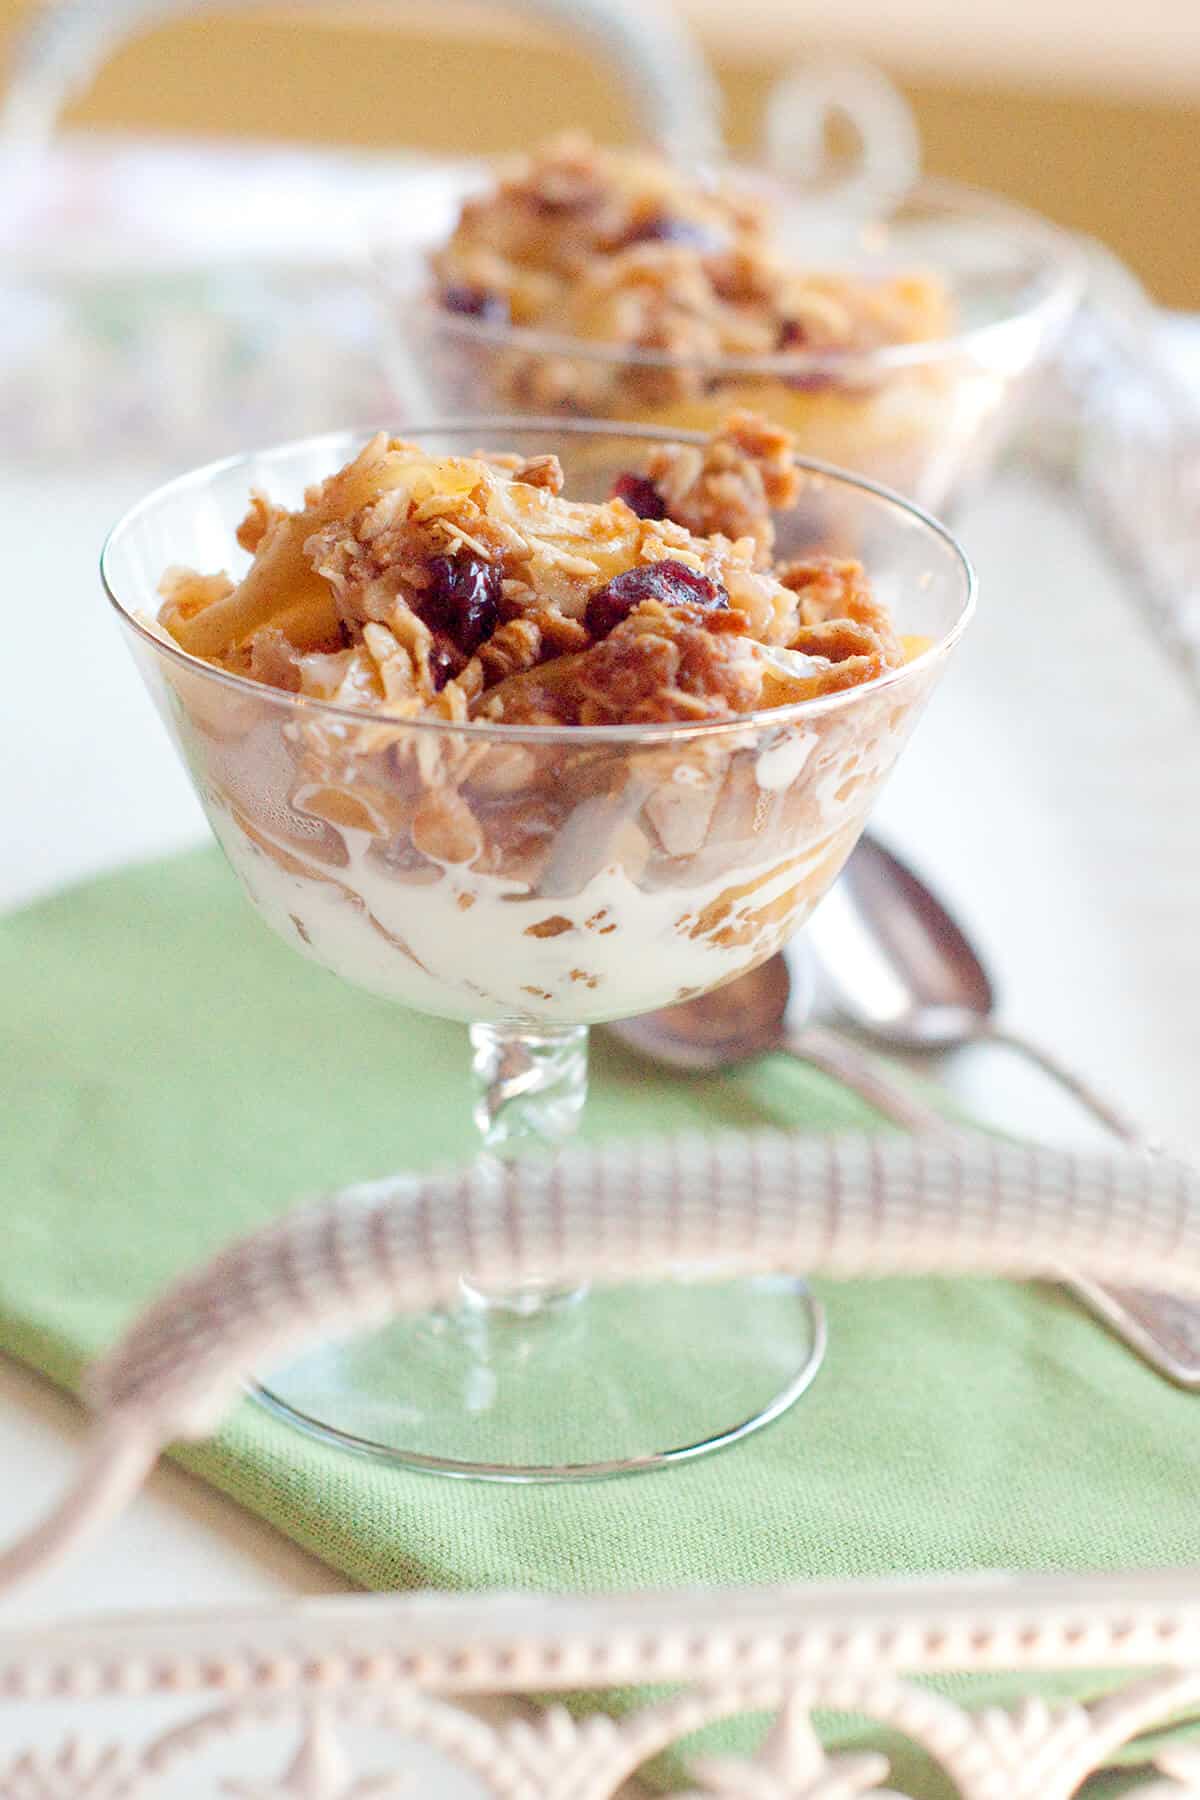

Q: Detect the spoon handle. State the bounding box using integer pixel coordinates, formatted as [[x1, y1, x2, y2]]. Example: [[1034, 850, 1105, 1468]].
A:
[[974, 1022, 1157, 1147], [791, 1022, 1200, 1388], [968, 1025, 1200, 1388], [781, 1025, 947, 1134], [978, 1029, 1200, 1375]]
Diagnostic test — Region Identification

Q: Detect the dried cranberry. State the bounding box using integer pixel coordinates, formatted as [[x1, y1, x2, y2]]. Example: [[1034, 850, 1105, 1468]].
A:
[[611, 472, 667, 520], [441, 284, 509, 324], [777, 318, 809, 349], [783, 369, 843, 395], [428, 635, 464, 691], [428, 648, 455, 691], [585, 560, 728, 638], [622, 214, 719, 250], [777, 321, 842, 391], [422, 556, 502, 654]]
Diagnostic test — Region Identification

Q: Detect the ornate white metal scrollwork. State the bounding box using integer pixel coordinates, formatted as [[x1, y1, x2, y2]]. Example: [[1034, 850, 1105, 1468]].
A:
[[4, 1652, 1200, 1797]]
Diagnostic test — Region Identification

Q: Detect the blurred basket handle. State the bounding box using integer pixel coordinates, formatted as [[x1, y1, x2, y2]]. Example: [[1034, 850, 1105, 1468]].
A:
[[1, 1127, 1199, 1598], [1, 0, 721, 166]]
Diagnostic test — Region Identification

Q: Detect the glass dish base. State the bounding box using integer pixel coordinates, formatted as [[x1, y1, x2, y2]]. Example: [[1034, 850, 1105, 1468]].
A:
[[253, 1274, 826, 1482]]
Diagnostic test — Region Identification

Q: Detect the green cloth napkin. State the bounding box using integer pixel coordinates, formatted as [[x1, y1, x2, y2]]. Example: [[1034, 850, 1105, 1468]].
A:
[[3, 848, 1198, 1796]]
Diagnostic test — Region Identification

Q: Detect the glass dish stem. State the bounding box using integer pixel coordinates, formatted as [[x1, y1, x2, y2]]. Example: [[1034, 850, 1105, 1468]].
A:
[[463, 1022, 590, 1317]]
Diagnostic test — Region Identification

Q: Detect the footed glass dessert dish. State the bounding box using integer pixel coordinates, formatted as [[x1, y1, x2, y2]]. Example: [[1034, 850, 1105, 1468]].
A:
[[103, 416, 973, 1479], [382, 138, 1083, 516]]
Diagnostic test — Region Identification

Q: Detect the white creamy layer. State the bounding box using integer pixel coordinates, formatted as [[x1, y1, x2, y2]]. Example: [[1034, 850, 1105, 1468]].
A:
[[215, 816, 833, 1025]]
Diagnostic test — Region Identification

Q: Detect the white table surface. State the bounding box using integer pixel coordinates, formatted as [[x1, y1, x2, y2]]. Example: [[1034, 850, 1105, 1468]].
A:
[[1, 334, 1199, 1646]]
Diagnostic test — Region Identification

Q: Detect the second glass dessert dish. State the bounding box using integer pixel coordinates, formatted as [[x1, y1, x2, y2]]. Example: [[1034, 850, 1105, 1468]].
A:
[[103, 413, 974, 1480], [381, 137, 1083, 515]]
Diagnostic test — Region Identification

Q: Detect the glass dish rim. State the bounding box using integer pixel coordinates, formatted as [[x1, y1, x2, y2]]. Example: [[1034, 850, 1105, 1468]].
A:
[[387, 173, 1087, 378], [102, 415, 977, 747]]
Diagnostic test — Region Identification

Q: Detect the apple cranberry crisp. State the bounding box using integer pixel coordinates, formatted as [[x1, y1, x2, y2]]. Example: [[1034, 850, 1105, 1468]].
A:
[[158, 411, 904, 729], [414, 136, 1010, 516], [137, 416, 956, 1024], [433, 135, 952, 378]]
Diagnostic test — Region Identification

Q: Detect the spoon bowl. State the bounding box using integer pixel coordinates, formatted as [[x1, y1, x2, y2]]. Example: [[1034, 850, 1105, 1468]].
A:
[[607, 945, 940, 1133], [611, 956, 804, 1074], [805, 836, 995, 1050], [613, 833, 1193, 1385]]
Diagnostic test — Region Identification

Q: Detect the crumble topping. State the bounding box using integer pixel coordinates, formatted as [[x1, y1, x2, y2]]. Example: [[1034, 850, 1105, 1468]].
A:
[[158, 412, 904, 730], [433, 135, 953, 370], [146, 410, 949, 1025], [640, 410, 801, 562]]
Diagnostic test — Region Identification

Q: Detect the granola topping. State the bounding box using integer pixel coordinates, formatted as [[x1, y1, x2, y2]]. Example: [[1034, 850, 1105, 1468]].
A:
[[154, 413, 928, 1025], [159, 410, 902, 731], [433, 135, 953, 369]]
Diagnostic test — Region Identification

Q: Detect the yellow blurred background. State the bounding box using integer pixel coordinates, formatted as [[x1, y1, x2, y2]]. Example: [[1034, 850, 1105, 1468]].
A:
[[2, 0, 1197, 304]]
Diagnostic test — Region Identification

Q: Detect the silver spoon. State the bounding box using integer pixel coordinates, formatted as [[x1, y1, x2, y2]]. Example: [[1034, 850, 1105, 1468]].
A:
[[805, 835, 1146, 1141], [610, 948, 941, 1134], [802, 835, 1200, 1389], [609, 841, 1200, 1387]]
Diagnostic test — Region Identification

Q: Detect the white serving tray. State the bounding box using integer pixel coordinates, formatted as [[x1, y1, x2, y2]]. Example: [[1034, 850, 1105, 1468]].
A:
[[1, 441, 1199, 1795], [2, 210, 1199, 1800]]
